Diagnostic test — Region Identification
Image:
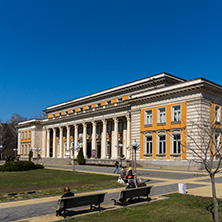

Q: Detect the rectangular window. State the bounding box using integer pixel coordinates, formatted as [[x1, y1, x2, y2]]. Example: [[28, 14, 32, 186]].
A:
[[118, 121, 122, 133], [97, 103, 101, 107], [25, 131, 27, 140], [107, 100, 111, 105], [80, 107, 83, 112], [24, 144, 27, 155], [214, 133, 220, 155], [21, 144, 24, 155], [88, 105, 92, 109], [87, 125, 92, 135], [28, 131, 31, 140], [172, 105, 181, 122], [107, 123, 111, 134], [215, 105, 221, 122], [28, 143, 31, 154], [96, 124, 101, 134], [22, 132, 24, 140], [145, 110, 152, 125], [145, 136, 153, 154], [159, 135, 166, 154], [173, 134, 181, 154], [158, 108, 166, 124]]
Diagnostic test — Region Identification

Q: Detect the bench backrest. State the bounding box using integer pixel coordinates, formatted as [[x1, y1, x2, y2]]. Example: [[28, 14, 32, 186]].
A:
[[59, 193, 106, 209], [120, 186, 152, 200]]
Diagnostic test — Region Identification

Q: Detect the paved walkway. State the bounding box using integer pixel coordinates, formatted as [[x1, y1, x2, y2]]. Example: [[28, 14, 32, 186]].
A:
[[0, 164, 222, 222]]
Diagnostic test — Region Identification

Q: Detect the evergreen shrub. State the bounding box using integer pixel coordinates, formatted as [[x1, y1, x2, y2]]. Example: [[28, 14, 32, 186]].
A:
[[77, 148, 85, 165], [0, 161, 44, 171]]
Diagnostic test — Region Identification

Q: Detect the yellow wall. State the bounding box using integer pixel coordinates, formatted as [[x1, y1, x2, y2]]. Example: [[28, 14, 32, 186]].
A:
[[112, 98, 117, 103], [140, 102, 187, 160], [123, 95, 129, 101]]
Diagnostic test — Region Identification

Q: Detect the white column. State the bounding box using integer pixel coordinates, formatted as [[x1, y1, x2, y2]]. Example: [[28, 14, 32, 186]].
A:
[[59, 127, 63, 158], [67, 125, 70, 154], [41, 127, 46, 157], [123, 119, 127, 158], [83, 123, 87, 158], [32, 127, 36, 150], [112, 117, 118, 159], [53, 128, 56, 158], [74, 124, 78, 157], [92, 121, 97, 151], [74, 124, 78, 148], [18, 130, 21, 155], [101, 119, 107, 159], [47, 128, 50, 157], [126, 115, 131, 159]]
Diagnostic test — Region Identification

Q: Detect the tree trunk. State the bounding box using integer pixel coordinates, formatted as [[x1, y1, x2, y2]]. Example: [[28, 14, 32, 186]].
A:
[[210, 174, 219, 222]]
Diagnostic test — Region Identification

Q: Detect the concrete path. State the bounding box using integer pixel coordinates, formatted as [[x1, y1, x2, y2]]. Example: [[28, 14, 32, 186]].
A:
[[0, 164, 222, 222]]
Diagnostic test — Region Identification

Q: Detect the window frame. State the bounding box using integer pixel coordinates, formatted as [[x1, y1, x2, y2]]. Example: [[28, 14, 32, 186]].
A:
[[144, 134, 153, 155], [215, 105, 221, 123], [214, 133, 221, 156], [145, 110, 153, 126], [157, 132, 166, 155], [172, 105, 181, 123], [158, 107, 166, 124], [171, 132, 182, 155]]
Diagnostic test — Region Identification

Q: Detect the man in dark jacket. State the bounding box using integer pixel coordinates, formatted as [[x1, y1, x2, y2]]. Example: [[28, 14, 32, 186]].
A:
[[56, 186, 74, 216], [62, 186, 74, 198]]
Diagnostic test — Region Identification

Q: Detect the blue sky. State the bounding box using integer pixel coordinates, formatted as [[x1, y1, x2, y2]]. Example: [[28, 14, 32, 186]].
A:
[[0, 0, 222, 122]]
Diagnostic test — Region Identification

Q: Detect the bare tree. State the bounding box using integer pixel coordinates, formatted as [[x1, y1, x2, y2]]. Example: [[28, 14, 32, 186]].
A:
[[184, 113, 221, 222], [0, 114, 27, 159]]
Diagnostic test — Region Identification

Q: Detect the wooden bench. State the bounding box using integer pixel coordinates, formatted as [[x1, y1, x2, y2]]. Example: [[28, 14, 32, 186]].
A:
[[56, 192, 106, 217], [111, 186, 152, 206]]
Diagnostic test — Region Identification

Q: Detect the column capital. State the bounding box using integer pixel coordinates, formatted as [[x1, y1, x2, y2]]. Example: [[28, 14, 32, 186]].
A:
[[113, 117, 118, 123], [126, 115, 131, 121], [102, 119, 107, 124], [92, 121, 97, 127], [82, 122, 87, 128]]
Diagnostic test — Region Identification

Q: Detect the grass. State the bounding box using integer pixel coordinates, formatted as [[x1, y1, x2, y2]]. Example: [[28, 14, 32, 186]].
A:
[[67, 193, 222, 222], [0, 169, 123, 201]]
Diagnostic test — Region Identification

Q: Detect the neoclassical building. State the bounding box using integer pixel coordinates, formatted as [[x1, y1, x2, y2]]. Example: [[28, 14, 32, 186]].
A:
[[17, 72, 222, 169]]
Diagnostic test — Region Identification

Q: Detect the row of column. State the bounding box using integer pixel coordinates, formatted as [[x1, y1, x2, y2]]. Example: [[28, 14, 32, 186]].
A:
[[44, 116, 131, 160]]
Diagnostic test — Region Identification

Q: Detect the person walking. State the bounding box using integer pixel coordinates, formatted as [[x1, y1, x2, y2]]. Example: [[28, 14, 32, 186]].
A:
[[113, 160, 119, 173]]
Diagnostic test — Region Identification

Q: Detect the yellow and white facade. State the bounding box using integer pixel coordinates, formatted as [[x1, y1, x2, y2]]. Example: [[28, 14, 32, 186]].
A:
[[17, 72, 222, 168]]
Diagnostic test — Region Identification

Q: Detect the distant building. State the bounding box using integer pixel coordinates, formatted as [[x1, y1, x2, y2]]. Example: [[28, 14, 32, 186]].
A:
[[17, 72, 222, 169]]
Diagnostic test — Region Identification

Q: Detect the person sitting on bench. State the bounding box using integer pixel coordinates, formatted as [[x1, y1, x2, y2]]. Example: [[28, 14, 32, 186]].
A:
[[56, 186, 74, 216], [61, 186, 74, 198]]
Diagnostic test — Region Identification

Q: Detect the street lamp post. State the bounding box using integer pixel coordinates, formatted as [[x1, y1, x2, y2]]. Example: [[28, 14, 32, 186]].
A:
[[70, 145, 79, 171], [0, 145, 3, 160], [13, 148, 18, 159], [131, 141, 140, 186]]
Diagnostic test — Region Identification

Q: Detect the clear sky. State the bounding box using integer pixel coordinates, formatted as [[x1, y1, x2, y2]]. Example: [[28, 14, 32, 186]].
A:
[[0, 0, 222, 122]]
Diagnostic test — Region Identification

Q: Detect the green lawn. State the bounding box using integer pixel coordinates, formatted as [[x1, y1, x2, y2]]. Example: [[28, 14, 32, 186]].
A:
[[67, 193, 222, 222], [0, 169, 123, 201]]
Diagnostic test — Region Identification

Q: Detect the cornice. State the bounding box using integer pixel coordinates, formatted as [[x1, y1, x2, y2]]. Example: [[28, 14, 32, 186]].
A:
[[44, 73, 184, 113], [42, 104, 131, 126]]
